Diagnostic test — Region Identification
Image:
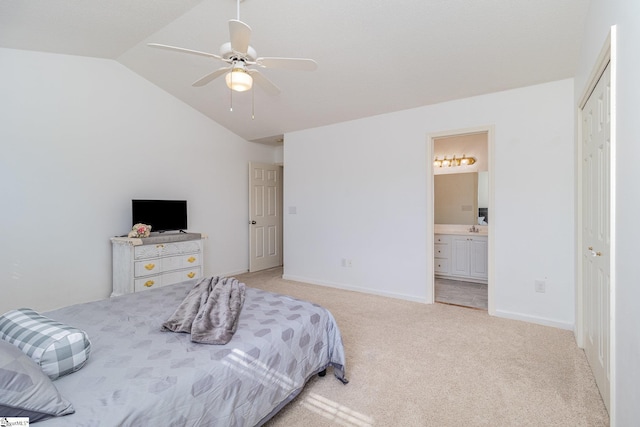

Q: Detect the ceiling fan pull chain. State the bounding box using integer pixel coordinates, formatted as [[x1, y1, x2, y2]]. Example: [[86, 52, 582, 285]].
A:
[[252, 86, 255, 119], [236, 0, 240, 21], [229, 73, 233, 111]]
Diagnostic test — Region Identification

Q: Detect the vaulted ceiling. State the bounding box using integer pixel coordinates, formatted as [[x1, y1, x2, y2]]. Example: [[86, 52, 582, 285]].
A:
[[0, 0, 589, 144]]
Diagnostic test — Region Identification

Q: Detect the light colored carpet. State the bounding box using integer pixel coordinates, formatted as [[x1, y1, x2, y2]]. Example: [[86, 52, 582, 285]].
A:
[[236, 268, 609, 427]]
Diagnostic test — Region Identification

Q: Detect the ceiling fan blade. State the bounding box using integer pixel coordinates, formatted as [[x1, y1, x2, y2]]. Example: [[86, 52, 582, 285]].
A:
[[148, 43, 225, 61], [192, 67, 231, 87], [247, 70, 280, 96], [256, 57, 318, 71], [229, 19, 252, 55]]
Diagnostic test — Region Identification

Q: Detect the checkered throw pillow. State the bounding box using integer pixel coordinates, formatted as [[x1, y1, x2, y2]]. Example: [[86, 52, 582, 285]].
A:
[[0, 308, 91, 380]]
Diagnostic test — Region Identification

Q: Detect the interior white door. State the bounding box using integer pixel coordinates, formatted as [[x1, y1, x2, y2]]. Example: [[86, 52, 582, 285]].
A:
[[582, 62, 611, 411], [249, 162, 283, 272]]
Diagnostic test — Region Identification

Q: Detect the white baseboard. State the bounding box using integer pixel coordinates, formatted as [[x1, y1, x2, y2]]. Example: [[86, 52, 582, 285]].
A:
[[494, 309, 574, 331], [205, 269, 249, 278], [224, 269, 250, 277], [282, 274, 428, 304], [281, 274, 574, 332]]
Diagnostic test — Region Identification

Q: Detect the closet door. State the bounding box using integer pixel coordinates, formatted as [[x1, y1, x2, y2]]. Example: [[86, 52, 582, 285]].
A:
[[581, 62, 611, 411]]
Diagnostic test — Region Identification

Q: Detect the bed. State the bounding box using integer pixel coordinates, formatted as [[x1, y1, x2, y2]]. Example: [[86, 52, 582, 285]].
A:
[[4, 278, 347, 426]]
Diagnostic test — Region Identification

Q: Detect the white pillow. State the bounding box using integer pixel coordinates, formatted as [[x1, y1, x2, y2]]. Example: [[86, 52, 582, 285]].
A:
[[0, 308, 91, 380]]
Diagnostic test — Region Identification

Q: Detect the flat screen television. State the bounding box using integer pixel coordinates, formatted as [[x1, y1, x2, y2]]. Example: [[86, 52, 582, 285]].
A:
[[132, 199, 187, 233]]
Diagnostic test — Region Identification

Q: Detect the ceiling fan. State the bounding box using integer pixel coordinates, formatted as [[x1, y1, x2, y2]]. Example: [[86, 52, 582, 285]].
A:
[[147, 0, 317, 96]]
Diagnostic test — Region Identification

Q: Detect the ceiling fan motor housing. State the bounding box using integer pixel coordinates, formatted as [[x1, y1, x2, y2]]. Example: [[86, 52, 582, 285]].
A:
[[220, 42, 257, 61]]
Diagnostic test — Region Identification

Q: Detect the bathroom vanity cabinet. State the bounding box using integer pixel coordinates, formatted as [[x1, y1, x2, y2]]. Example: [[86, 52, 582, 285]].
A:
[[435, 233, 487, 283]]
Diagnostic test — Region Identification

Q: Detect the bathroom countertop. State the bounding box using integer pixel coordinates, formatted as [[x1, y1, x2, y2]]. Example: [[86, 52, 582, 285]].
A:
[[436, 230, 488, 236], [434, 224, 488, 236]]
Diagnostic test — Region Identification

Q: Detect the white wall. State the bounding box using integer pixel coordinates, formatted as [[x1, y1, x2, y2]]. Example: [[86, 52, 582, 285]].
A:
[[284, 79, 575, 329], [575, 1, 640, 424], [0, 48, 277, 314]]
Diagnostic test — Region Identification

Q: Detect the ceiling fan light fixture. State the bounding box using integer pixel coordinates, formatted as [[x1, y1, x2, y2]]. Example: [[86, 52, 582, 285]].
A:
[[225, 68, 253, 92]]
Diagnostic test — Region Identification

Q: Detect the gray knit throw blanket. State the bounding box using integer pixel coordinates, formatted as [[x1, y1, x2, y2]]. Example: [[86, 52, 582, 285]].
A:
[[162, 276, 246, 345]]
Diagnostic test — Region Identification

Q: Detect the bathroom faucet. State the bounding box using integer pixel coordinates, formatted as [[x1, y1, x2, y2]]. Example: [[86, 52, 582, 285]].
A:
[[469, 225, 478, 233]]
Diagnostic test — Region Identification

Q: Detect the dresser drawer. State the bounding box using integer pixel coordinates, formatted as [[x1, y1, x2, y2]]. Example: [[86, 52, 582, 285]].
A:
[[434, 243, 450, 259], [133, 267, 201, 292], [434, 258, 449, 274], [134, 275, 162, 292], [163, 267, 202, 286], [133, 240, 202, 260], [134, 253, 202, 277], [161, 241, 202, 257], [134, 260, 161, 277], [134, 244, 164, 260], [162, 253, 202, 271], [435, 235, 450, 244]]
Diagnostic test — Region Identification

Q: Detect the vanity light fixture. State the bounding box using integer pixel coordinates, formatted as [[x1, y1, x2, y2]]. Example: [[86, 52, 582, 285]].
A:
[[433, 154, 476, 168], [459, 154, 476, 165]]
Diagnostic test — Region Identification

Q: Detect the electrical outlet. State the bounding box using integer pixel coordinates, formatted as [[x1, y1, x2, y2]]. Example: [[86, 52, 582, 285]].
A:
[[341, 259, 353, 267], [535, 280, 546, 293]]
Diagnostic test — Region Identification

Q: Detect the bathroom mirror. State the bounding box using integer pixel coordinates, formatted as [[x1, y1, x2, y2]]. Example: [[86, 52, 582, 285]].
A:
[[434, 172, 488, 225]]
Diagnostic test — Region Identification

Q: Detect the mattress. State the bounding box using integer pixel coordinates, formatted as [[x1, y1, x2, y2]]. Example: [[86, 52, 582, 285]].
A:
[[39, 279, 347, 426]]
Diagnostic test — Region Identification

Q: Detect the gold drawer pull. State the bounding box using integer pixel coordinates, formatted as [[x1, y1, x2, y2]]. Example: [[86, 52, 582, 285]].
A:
[[144, 280, 155, 287], [156, 244, 164, 248], [187, 272, 196, 279], [187, 256, 196, 263], [144, 263, 155, 270]]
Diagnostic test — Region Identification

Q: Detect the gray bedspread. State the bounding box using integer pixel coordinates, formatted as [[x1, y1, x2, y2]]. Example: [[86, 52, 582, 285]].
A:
[[162, 276, 246, 345], [40, 279, 347, 426]]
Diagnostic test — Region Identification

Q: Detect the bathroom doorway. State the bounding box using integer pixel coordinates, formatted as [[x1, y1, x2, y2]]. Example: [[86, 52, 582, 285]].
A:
[[430, 129, 492, 310]]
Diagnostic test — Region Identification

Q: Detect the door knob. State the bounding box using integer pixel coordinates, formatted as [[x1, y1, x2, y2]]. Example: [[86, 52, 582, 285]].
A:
[[250, 220, 257, 225]]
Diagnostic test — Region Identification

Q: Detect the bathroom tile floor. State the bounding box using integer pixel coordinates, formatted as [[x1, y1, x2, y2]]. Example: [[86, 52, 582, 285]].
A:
[[435, 278, 488, 310]]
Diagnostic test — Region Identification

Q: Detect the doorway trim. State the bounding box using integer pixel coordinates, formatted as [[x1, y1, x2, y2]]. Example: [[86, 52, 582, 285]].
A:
[[427, 125, 495, 315], [575, 25, 616, 422]]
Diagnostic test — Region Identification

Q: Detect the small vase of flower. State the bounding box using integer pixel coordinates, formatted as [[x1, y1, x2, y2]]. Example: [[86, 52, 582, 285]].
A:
[[128, 223, 152, 238]]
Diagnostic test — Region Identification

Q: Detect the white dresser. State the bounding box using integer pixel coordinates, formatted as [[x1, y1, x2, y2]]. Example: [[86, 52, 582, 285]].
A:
[[111, 233, 204, 296]]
